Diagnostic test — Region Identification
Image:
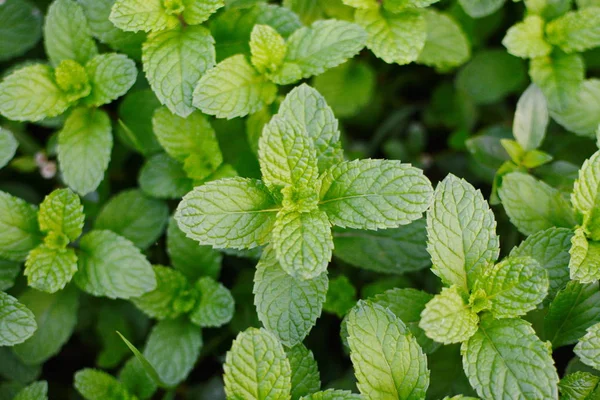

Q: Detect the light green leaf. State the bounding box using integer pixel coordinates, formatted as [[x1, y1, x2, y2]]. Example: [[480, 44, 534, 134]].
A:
[[118, 357, 158, 400], [175, 177, 280, 249], [0, 191, 41, 262], [546, 7, 600, 53], [57, 107, 112, 196], [143, 25, 216, 117], [24, 246, 78, 293], [502, 15, 552, 59], [0, 64, 71, 122], [0, 128, 18, 169], [193, 54, 277, 119], [347, 301, 429, 399], [13, 381, 47, 400], [44, 0, 97, 65], [0, 0, 42, 62], [95, 189, 169, 249], [417, 10, 470, 70], [224, 327, 292, 400], [545, 281, 600, 348], [110, 0, 178, 33], [530, 51, 584, 112], [38, 188, 84, 242], [498, 172, 576, 236], [420, 286, 478, 344], [74, 369, 132, 400], [550, 79, 600, 138], [272, 210, 333, 279], [458, 0, 504, 18], [190, 276, 235, 328], [426, 174, 499, 291], [143, 318, 203, 387], [355, 7, 426, 65], [462, 316, 559, 399], [13, 287, 78, 365], [139, 154, 194, 199], [83, 53, 137, 107], [573, 150, 600, 239], [576, 322, 600, 370], [253, 246, 328, 347], [569, 228, 600, 284], [301, 390, 362, 400], [342, 0, 378, 8], [286, 344, 320, 400], [513, 84, 548, 151], [250, 24, 286, 74], [0, 291, 36, 346], [559, 372, 600, 400], [523, 0, 571, 19], [75, 230, 156, 299], [384, 0, 439, 12], [182, 0, 224, 24]]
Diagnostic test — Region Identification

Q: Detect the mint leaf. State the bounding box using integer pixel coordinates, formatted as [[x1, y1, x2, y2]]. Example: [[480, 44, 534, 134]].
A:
[[139, 154, 194, 199], [224, 327, 292, 400], [180, 0, 223, 24], [190, 276, 235, 328], [175, 177, 280, 249], [116, 332, 163, 387], [13, 287, 78, 365], [144, 318, 203, 387], [95, 189, 169, 250], [347, 301, 429, 399], [193, 54, 277, 119], [573, 150, 600, 238], [287, 344, 321, 400], [417, 10, 470, 70], [0, 128, 18, 169], [513, 84, 548, 151], [384, 0, 439, 12], [530, 51, 584, 112], [143, 26, 215, 117], [569, 228, 600, 284], [502, 15, 552, 59], [576, 322, 600, 371], [74, 369, 132, 400], [0, 65, 71, 122], [462, 316, 559, 399], [498, 172, 576, 236], [426, 174, 499, 291], [57, 107, 112, 196], [13, 381, 47, 400], [250, 24, 286, 74], [342, 0, 377, 7], [75, 230, 156, 299], [550, 79, 600, 138], [0, 0, 42, 62], [254, 246, 328, 346], [44, 0, 98, 66], [301, 390, 362, 400], [38, 188, 84, 242], [83, 53, 137, 107], [546, 7, 600, 53], [24, 246, 78, 293], [0, 191, 41, 262], [0, 291, 36, 346], [420, 285, 479, 344], [116, 89, 162, 155], [131, 266, 193, 319], [119, 357, 158, 400], [559, 372, 600, 400], [0, 259, 21, 291], [324, 275, 356, 318], [458, 0, 504, 18], [110, 0, 178, 33]]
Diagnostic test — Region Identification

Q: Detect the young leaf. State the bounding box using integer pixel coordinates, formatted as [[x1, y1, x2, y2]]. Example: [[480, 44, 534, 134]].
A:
[[224, 327, 292, 400], [0, 128, 18, 169], [458, 0, 504, 18], [420, 286, 479, 344], [502, 15, 552, 59], [13, 381, 47, 400], [74, 369, 132, 400], [250, 24, 286, 74], [83, 53, 137, 107], [193, 54, 277, 119], [190, 276, 235, 328], [131, 266, 193, 319], [569, 228, 600, 284], [24, 246, 78, 293], [301, 390, 362, 400], [110, 0, 179, 33], [175, 177, 280, 249], [417, 10, 470, 70], [575, 322, 600, 371], [253, 246, 328, 347], [0, 291, 36, 346], [513, 84, 548, 151], [546, 7, 600, 53], [0, 0, 42, 62], [182, 0, 224, 24], [57, 107, 113, 196], [286, 344, 321, 400], [426, 174, 499, 291], [347, 301, 429, 399], [0, 191, 42, 262], [462, 316, 559, 399], [143, 26, 216, 117], [75, 230, 156, 299], [529, 52, 584, 112], [38, 188, 84, 242]]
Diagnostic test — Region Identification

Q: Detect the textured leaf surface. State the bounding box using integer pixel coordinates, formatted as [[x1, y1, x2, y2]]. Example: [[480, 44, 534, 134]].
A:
[[530, 52, 584, 112], [250, 24, 286, 74], [24, 246, 78, 293], [182, 0, 224, 24], [512, 84, 548, 151], [559, 372, 600, 400], [0, 291, 36, 346], [110, 0, 178, 33], [0, 128, 18, 169], [502, 15, 551, 59], [83, 53, 137, 107], [569, 228, 600, 284], [573, 150, 600, 222], [38, 188, 84, 241], [0, 0, 42, 61], [224, 327, 292, 400], [132, 266, 192, 320], [190, 276, 234, 328], [254, 246, 328, 347], [417, 10, 470, 70], [13, 381, 47, 400], [347, 301, 429, 400], [546, 8, 600, 53], [74, 369, 131, 400], [0, 191, 41, 262], [286, 344, 320, 400], [550, 79, 600, 138]]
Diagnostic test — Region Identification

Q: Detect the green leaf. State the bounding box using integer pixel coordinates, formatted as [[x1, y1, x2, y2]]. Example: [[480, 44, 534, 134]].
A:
[[131, 266, 193, 319], [74, 369, 132, 400], [384, 0, 439, 12], [75, 230, 156, 299], [458, 0, 504, 18], [250, 24, 286, 74], [342, 0, 378, 7], [38, 188, 84, 242], [417, 10, 470, 70], [24, 246, 78, 293], [529, 51, 584, 112], [116, 89, 162, 155], [0, 259, 21, 291], [44, 0, 97, 66], [110, 0, 178, 33], [190, 276, 235, 328], [301, 390, 362, 400], [175, 177, 280, 249], [224, 327, 292, 400], [550, 79, 600, 138], [474, 256, 549, 318], [420, 286, 479, 344], [513, 84, 548, 151], [426, 174, 499, 291], [576, 322, 600, 370], [253, 246, 328, 347], [139, 154, 194, 199], [546, 7, 600, 53], [95, 189, 169, 249], [0, 191, 41, 262], [119, 357, 158, 400], [427, 344, 476, 399], [193, 54, 277, 119], [355, 7, 426, 65], [569, 228, 600, 284], [116, 332, 163, 387], [143, 25, 216, 117], [0, 128, 18, 169], [57, 107, 113, 196], [286, 344, 321, 400], [143, 318, 203, 387], [347, 301, 429, 399], [0, 291, 36, 346], [545, 281, 600, 348], [13, 287, 78, 365], [94, 304, 132, 369], [83, 53, 137, 107], [182, 0, 224, 24], [462, 316, 559, 399], [524, 0, 571, 19], [0, 64, 71, 122], [0, 0, 42, 62], [13, 381, 47, 400], [573, 150, 600, 238], [559, 372, 600, 400], [324, 275, 356, 318], [502, 15, 552, 59], [498, 172, 576, 236]]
